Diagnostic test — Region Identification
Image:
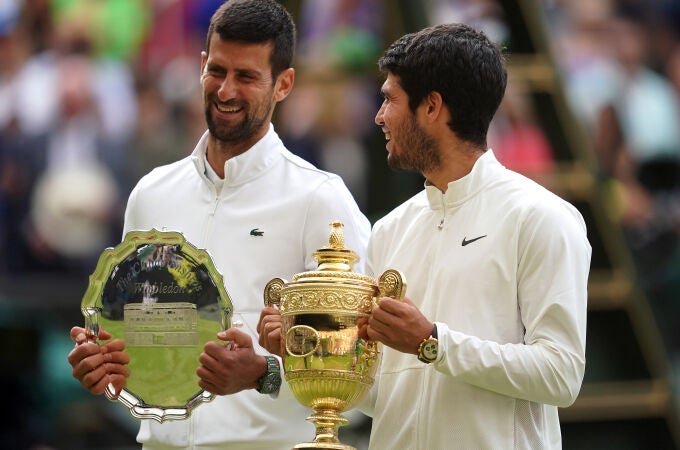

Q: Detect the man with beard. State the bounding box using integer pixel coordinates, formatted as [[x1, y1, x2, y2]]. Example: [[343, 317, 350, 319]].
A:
[[259, 23, 592, 449], [364, 23, 591, 449], [66, 1, 370, 449]]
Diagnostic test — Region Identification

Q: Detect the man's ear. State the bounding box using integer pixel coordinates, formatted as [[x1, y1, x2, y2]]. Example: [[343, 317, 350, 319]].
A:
[[200, 51, 208, 80], [274, 68, 295, 102], [424, 91, 443, 122]]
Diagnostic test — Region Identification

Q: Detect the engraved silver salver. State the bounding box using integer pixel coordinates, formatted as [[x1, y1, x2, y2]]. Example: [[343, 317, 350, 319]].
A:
[[81, 229, 233, 422]]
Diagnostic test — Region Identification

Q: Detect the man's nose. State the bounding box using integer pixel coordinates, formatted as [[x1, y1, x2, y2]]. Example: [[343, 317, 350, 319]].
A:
[[375, 102, 386, 125], [218, 75, 237, 100]]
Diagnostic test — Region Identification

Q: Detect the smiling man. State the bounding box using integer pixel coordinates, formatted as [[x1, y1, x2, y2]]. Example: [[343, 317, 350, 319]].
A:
[[200, 33, 291, 165], [66, 1, 370, 449], [362, 23, 592, 449]]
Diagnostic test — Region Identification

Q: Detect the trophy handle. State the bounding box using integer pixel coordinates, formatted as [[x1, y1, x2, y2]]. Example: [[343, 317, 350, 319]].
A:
[[285, 325, 321, 358], [378, 269, 406, 301], [82, 306, 101, 343], [263, 277, 287, 308]]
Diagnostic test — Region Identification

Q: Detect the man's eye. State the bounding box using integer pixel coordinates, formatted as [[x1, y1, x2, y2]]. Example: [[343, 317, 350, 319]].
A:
[[205, 67, 224, 76]]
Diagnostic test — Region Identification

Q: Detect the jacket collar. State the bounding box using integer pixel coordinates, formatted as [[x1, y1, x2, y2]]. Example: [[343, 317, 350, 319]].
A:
[[191, 124, 283, 186], [425, 149, 503, 209]]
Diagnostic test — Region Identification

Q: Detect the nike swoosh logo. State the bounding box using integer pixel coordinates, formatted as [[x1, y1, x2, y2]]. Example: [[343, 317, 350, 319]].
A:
[[461, 235, 487, 246]]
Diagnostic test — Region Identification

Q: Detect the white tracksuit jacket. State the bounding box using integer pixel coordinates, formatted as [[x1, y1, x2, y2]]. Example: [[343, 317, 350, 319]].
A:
[[124, 125, 371, 449], [365, 150, 591, 450]]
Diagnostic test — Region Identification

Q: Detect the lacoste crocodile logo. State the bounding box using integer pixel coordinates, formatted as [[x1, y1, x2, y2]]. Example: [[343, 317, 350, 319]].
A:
[[250, 228, 264, 237], [461, 235, 487, 246]]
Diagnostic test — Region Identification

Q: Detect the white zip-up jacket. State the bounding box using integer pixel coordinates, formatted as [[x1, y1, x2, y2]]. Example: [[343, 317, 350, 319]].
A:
[[125, 125, 371, 449], [365, 150, 591, 449]]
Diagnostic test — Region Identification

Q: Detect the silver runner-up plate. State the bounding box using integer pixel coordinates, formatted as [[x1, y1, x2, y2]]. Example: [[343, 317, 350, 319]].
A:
[[80, 229, 233, 422]]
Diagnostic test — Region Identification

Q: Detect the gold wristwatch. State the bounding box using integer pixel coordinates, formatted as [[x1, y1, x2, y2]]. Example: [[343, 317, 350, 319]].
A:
[[417, 324, 438, 364]]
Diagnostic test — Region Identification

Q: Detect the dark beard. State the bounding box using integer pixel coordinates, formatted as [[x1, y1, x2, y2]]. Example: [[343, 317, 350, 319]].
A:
[[388, 114, 439, 173], [204, 94, 273, 143]]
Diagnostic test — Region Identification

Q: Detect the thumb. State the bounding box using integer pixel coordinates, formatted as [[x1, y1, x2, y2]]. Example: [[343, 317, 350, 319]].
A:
[[217, 327, 253, 349]]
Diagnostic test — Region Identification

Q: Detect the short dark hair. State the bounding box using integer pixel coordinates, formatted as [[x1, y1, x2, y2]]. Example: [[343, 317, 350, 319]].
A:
[[206, 0, 296, 78], [378, 23, 507, 146]]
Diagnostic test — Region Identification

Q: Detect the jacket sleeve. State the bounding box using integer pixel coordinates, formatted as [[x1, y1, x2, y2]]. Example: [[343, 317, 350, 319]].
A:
[[435, 202, 591, 407], [121, 183, 140, 238]]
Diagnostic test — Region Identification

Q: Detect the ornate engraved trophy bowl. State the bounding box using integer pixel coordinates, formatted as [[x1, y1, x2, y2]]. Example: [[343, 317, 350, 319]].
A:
[[264, 222, 405, 450]]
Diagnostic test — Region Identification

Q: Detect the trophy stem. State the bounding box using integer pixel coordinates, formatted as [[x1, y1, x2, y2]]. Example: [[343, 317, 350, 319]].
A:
[[292, 409, 355, 450]]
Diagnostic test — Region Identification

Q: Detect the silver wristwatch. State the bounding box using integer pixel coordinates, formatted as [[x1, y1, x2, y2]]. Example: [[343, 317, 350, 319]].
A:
[[256, 355, 282, 394]]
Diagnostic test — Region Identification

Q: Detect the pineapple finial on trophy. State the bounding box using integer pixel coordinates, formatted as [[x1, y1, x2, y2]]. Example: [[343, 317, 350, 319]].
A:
[[328, 221, 345, 248], [312, 221, 359, 272]]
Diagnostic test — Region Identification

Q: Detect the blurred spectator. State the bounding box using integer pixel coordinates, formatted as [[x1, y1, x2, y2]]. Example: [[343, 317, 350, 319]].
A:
[[607, 12, 680, 175], [488, 76, 556, 184], [422, 0, 509, 44], [295, 0, 383, 73], [549, 0, 620, 139], [592, 10, 680, 244], [51, 0, 150, 62], [0, 0, 141, 274], [277, 0, 387, 211], [558, 1, 680, 385]]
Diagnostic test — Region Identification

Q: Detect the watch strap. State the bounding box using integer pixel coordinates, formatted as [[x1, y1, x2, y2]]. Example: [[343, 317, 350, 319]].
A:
[[256, 355, 281, 394]]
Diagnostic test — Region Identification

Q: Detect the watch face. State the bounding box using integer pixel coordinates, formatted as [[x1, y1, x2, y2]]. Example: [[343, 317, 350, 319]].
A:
[[422, 340, 438, 360], [258, 371, 282, 394], [261, 373, 282, 394]]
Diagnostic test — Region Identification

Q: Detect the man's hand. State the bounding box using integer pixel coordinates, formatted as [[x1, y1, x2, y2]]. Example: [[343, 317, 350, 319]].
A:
[[67, 326, 130, 397], [257, 305, 283, 357], [197, 327, 268, 395], [364, 297, 433, 354]]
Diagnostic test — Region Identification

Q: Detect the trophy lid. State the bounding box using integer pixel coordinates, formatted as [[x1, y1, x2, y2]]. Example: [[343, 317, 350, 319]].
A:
[[291, 222, 374, 285], [312, 221, 359, 272]]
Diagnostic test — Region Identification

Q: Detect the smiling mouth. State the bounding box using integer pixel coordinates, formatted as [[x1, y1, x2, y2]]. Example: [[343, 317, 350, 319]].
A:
[[216, 103, 242, 113]]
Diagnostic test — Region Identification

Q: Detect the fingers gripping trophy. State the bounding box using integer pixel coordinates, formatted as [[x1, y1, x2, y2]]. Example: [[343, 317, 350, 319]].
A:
[[264, 221, 405, 450]]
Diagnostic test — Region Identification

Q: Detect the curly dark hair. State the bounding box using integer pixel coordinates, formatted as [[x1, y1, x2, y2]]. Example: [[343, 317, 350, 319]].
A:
[[206, 0, 296, 78], [378, 23, 507, 147]]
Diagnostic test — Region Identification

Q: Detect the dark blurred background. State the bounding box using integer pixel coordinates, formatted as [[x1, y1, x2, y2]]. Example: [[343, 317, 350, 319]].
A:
[[1, 0, 680, 449]]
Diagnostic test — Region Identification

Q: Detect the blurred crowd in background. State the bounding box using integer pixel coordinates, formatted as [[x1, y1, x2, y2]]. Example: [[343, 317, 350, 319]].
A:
[[1, 0, 680, 448], [546, 0, 680, 384]]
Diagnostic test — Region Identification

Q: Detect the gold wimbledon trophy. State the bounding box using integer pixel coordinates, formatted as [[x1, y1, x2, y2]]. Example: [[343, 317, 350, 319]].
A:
[[263, 221, 405, 450]]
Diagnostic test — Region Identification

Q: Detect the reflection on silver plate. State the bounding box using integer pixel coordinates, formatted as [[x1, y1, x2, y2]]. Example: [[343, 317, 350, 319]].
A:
[[81, 229, 233, 422]]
